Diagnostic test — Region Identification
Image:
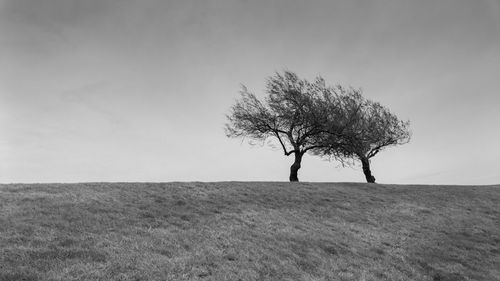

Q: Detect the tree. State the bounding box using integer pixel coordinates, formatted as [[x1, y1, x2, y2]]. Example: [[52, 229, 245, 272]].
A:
[[313, 89, 411, 183], [225, 71, 333, 182]]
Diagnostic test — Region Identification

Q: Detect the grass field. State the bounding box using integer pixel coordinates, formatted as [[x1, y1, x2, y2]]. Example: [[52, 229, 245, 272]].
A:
[[0, 182, 499, 281]]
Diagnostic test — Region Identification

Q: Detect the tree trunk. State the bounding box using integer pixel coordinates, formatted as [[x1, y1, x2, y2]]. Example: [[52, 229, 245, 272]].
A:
[[289, 152, 303, 182], [360, 157, 376, 183]]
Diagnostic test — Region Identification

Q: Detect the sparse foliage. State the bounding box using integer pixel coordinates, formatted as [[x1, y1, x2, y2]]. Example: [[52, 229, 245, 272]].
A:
[[226, 71, 332, 181], [226, 71, 411, 183], [312, 90, 411, 183]]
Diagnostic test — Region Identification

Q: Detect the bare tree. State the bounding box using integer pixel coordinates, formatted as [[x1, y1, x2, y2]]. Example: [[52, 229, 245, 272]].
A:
[[225, 71, 331, 182], [226, 72, 410, 183], [313, 90, 411, 183]]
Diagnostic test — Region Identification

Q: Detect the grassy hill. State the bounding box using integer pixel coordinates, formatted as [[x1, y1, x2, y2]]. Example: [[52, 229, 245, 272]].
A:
[[0, 182, 499, 281]]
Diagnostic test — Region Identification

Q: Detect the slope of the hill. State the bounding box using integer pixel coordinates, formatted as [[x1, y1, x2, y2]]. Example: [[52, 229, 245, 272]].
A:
[[0, 182, 499, 281]]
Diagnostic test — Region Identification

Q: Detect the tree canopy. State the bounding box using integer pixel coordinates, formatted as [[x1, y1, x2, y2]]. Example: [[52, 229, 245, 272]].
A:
[[311, 89, 411, 183], [226, 71, 333, 181], [226, 71, 411, 183]]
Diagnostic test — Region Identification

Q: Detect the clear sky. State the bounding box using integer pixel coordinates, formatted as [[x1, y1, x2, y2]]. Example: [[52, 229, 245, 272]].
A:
[[1, 0, 499, 184]]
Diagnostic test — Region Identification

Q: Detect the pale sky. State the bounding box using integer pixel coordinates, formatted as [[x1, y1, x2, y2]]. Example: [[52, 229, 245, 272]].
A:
[[1, 0, 499, 184]]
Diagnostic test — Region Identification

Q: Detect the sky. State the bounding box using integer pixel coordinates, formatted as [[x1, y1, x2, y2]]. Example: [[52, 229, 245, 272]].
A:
[[1, 0, 499, 185]]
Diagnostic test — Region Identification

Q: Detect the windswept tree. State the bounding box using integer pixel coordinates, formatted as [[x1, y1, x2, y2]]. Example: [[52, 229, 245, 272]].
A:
[[313, 90, 411, 183], [225, 71, 337, 182], [226, 71, 410, 183]]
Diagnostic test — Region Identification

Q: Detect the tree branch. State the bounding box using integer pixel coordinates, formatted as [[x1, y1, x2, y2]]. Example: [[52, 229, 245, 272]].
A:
[[274, 131, 295, 156]]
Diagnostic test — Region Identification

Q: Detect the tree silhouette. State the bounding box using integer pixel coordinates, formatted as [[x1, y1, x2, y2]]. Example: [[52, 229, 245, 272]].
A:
[[312, 90, 411, 183], [227, 71, 411, 183], [226, 71, 332, 182]]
